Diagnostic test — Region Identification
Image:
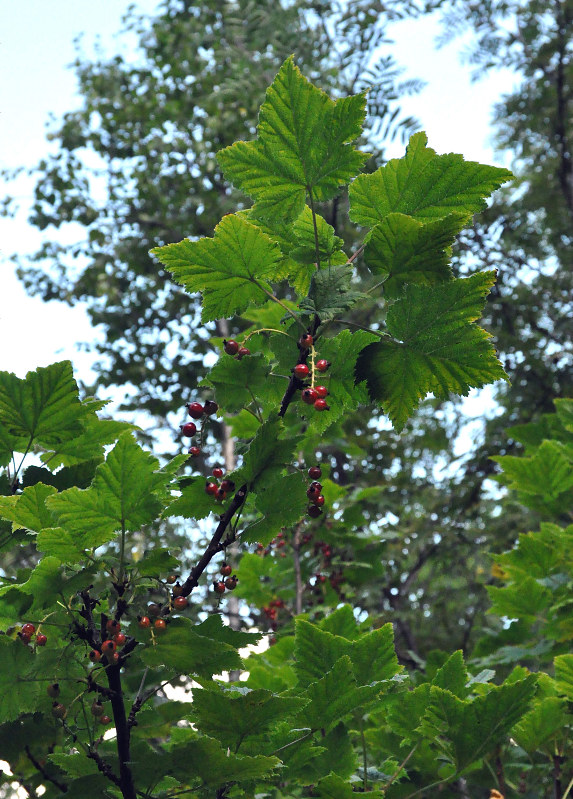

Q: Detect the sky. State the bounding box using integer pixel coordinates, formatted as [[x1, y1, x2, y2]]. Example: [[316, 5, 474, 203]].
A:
[[0, 2, 516, 387]]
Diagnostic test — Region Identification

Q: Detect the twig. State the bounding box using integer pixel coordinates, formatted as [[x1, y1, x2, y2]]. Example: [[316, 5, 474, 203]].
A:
[[86, 748, 122, 788], [127, 667, 149, 732], [24, 746, 68, 793], [383, 743, 418, 792]]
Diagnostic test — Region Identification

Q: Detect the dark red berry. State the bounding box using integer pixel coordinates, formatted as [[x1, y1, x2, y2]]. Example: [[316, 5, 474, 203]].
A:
[[47, 683, 60, 698], [220, 479, 235, 492], [106, 619, 120, 634], [215, 488, 228, 502], [114, 632, 127, 646], [205, 482, 218, 496], [308, 466, 322, 480], [224, 339, 239, 355], [236, 347, 251, 359], [203, 400, 219, 415], [89, 649, 102, 662], [314, 399, 329, 411], [52, 702, 67, 719], [307, 504, 322, 518], [213, 581, 226, 595], [299, 333, 313, 349], [147, 603, 160, 618], [212, 466, 224, 479], [36, 633, 47, 646], [167, 575, 178, 584], [172, 582, 184, 597], [181, 422, 197, 437], [315, 385, 328, 398], [314, 495, 325, 507], [221, 563, 232, 577], [189, 446, 201, 457], [174, 596, 188, 610], [307, 482, 322, 500], [102, 640, 116, 655], [302, 388, 318, 404], [225, 575, 238, 590], [187, 402, 204, 419], [91, 700, 104, 717], [154, 618, 167, 631], [99, 714, 112, 725], [294, 364, 310, 379], [316, 359, 331, 372], [21, 623, 35, 636], [19, 633, 31, 645], [138, 616, 151, 629]]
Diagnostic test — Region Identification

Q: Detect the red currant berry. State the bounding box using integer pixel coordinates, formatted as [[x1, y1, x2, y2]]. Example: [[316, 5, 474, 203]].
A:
[[181, 422, 197, 437], [212, 466, 224, 479], [213, 581, 226, 595], [307, 482, 322, 499], [172, 582, 184, 597], [36, 633, 47, 646], [109, 652, 120, 665], [203, 400, 219, 415], [315, 385, 328, 398], [99, 714, 112, 725], [314, 398, 329, 411], [236, 347, 251, 359], [47, 683, 60, 698], [174, 596, 188, 610], [167, 574, 178, 584], [91, 700, 104, 717], [299, 333, 313, 349], [187, 401, 204, 419], [316, 359, 331, 372], [221, 563, 232, 577], [114, 632, 127, 646], [205, 482, 218, 496], [302, 388, 318, 404], [106, 619, 120, 634], [314, 495, 325, 507], [138, 616, 151, 629], [294, 364, 310, 379], [51, 702, 67, 720], [308, 466, 322, 480], [154, 618, 167, 631], [220, 479, 235, 492], [223, 339, 239, 355], [307, 504, 322, 518], [21, 623, 36, 636], [102, 640, 116, 655], [189, 446, 201, 457], [19, 633, 32, 645], [216, 487, 228, 501], [147, 603, 160, 618], [224, 575, 238, 590], [89, 649, 102, 662]]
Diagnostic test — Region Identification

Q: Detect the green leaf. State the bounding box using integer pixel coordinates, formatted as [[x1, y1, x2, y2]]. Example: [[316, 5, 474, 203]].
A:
[[349, 131, 512, 228], [46, 432, 164, 548], [0, 638, 43, 722], [486, 576, 551, 621], [299, 265, 367, 321], [242, 471, 308, 544], [218, 56, 368, 221], [356, 272, 508, 430], [315, 773, 355, 799], [432, 650, 469, 699], [151, 214, 283, 323], [164, 476, 220, 522], [137, 548, 180, 577], [237, 416, 301, 489], [204, 352, 282, 414], [363, 213, 463, 299], [512, 697, 569, 753], [418, 676, 537, 773], [554, 655, 573, 699], [290, 206, 347, 265], [0, 483, 57, 533], [305, 724, 358, 782], [48, 753, 100, 779], [35, 526, 85, 562], [493, 440, 573, 513]]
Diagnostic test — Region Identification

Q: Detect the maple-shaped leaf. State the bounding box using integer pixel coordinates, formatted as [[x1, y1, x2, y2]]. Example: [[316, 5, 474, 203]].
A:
[[299, 265, 367, 321], [363, 213, 465, 299], [0, 483, 57, 533], [0, 638, 43, 723], [349, 131, 512, 228], [46, 432, 165, 548], [150, 214, 282, 323], [355, 272, 508, 430], [218, 56, 369, 221], [235, 416, 301, 490], [241, 471, 308, 544], [203, 352, 283, 414]]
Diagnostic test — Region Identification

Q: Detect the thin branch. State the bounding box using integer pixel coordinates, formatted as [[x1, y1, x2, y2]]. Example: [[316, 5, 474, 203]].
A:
[[86, 748, 122, 789], [127, 667, 149, 732], [24, 746, 68, 793]]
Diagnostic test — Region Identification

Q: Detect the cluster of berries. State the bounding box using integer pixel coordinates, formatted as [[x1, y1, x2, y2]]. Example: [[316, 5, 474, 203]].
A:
[[90, 699, 112, 725], [223, 339, 250, 359], [18, 622, 47, 647], [306, 465, 325, 518], [181, 399, 218, 457], [88, 618, 127, 665], [165, 577, 190, 612], [255, 531, 287, 558], [312, 539, 332, 561], [294, 334, 331, 412], [262, 598, 284, 630], [205, 467, 235, 502], [213, 562, 239, 594]]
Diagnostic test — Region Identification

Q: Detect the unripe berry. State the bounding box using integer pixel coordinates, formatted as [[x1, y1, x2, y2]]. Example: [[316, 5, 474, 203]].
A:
[[21, 623, 36, 636], [213, 581, 226, 595], [47, 683, 60, 698], [51, 702, 67, 720], [36, 634, 47, 646], [308, 466, 322, 480], [307, 504, 323, 518], [181, 422, 197, 437], [316, 359, 331, 372], [189, 446, 201, 457], [187, 401, 204, 419], [302, 388, 318, 405], [203, 400, 218, 415], [315, 385, 328, 398], [91, 700, 104, 717], [299, 333, 313, 349], [223, 339, 239, 355], [154, 618, 167, 631], [314, 398, 329, 411], [174, 596, 188, 610], [138, 616, 151, 629], [294, 364, 310, 379], [212, 466, 224, 479]]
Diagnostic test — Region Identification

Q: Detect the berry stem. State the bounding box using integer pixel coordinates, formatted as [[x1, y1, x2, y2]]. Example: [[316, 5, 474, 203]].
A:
[[307, 186, 321, 271], [310, 344, 316, 389], [241, 327, 295, 344], [251, 280, 307, 332]]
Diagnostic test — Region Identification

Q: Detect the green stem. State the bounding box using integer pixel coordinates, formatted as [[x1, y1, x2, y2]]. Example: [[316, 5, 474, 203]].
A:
[[307, 187, 322, 271], [562, 773, 573, 799], [118, 520, 126, 585], [383, 743, 418, 792], [359, 716, 368, 792], [252, 280, 306, 332], [272, 729, 315, 756]]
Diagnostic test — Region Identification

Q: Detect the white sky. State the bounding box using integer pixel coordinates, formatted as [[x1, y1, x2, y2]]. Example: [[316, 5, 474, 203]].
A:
[[0, 3, 516, 384]]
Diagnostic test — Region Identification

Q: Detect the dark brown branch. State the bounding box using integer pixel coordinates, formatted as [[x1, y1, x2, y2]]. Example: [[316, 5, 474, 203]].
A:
[[86, 748, 122, 789], [106, 662, 137, 799], [180, 484, 248, 597], [554, 0, 573, 218], [24, 746, 68, 793]]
